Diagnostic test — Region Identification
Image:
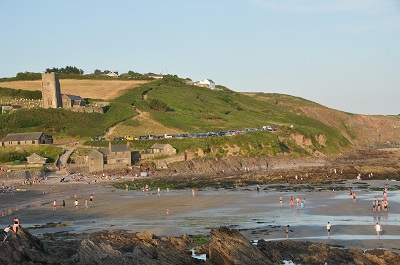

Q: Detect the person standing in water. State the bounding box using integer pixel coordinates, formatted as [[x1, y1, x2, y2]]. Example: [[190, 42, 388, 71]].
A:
[[326, 222, 331, 238], [374, 223, 382, 239]]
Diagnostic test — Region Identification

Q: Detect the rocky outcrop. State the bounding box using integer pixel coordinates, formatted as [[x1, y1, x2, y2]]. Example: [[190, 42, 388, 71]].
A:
[[208, 227, 273, 265], [257, 239, 400, 265], [0, 227, 58, 265], [3, 226, 400, 265], [77, 230, 203, 265]]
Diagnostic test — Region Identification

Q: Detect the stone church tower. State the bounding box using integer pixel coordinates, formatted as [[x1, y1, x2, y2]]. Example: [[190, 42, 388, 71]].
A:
[[42, 72, 62, 108]]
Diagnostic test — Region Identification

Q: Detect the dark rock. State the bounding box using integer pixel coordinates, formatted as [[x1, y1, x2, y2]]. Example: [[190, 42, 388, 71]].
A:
[[257, 239, 400, 265], [207, 227, 273, 265], [77, 230, 203, 265], [0, 226, 58, 265]]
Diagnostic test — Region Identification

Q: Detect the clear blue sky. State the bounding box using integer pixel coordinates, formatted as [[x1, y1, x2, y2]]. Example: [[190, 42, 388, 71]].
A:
[[1, 0, 399, 115]]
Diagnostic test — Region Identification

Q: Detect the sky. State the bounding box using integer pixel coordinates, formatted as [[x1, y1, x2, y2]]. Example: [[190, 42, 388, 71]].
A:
[[0, 0, 399, 115]]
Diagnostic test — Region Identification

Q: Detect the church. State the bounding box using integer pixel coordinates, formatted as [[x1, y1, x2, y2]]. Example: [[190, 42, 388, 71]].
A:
[[41, 72, 86, 109]]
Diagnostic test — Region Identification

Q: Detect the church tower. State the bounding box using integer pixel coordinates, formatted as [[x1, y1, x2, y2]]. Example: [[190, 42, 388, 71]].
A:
[[42, 72, 62, 108]]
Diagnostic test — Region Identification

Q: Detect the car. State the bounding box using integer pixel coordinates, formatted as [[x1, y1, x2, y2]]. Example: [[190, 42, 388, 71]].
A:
[[100, 137, 106, 141], [113, 137, 120, 141], [93, 137, 99, 141]]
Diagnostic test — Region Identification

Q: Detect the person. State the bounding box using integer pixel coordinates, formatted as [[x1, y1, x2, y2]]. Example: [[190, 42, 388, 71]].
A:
[[326, 222, 331, 238], [256, 185, 260, 193], [352, 192, 356, 203], [125, 184, 128, 192], [2, 225, 11, 242], [383, 201, 389, 211], [53, 200, 57, 211], [192, 188, 195, 196], [290, 196, 294, 206], [62, 199, 66, 210], [13, 217, 20, 233], [75, 199, 79, 209], [286, 225, 290, 239], [85, 199, 88, 209], [89, 195, 93, 204], [279, 196, 283, 206], [374, 222, 382, 239], [383, 188, 387, 201]]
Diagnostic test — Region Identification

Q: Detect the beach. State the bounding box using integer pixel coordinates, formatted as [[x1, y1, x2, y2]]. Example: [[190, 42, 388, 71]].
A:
[[1, 175, 400, 253]]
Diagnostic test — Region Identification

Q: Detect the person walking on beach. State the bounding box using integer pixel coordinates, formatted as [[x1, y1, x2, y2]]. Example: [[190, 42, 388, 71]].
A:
[[352, 192, 357, 203], [85, 199, 88, 209], [290, 196, 294, 207], [2, 225, 11, 242], [89, 195, 94, 204], [53, 200, 57, 211], [326, 222, 331, 238], [279, 196, 283, 206], [74, 199, 79, 209], [62, 199, 65, 210], [374, 222, 382, 239]]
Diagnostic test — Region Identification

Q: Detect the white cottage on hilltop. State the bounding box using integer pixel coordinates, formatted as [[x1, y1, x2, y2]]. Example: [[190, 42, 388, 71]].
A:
[[195, 79, 216, 90]]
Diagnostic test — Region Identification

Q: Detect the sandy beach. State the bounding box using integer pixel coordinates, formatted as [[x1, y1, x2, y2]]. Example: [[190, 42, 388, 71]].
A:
[[1, 174, 400, 253]]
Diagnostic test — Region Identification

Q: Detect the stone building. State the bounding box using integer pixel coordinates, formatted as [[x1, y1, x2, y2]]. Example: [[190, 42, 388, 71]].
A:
[[86, 149, 104, 172], [86, 142, 131, 172], [0, 132, 52, 147], [62, 94, 86, 108], [150, 144, 177, 156], [27, 153, 47, 165], [42, 72, 62, 108]]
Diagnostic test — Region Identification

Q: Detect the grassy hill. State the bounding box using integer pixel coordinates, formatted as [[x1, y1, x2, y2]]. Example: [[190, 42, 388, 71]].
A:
[[1, 75, 399, 157]]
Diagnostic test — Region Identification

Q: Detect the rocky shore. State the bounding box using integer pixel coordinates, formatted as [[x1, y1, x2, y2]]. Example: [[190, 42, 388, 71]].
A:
[[1, 226, 399, 265]]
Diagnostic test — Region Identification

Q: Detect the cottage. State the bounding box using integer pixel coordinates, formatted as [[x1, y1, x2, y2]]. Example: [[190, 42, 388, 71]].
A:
[[86, 149, 104, 172], [144, 73, 163, 79], [150, 144, 176, 156], [0, 132, 52, 147], [86, 142, 131, 172], [26, 153, 47, 165], [195, 79, 216, 89]]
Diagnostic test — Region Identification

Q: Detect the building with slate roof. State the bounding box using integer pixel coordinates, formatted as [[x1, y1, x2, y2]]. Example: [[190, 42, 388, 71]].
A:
[[86, 142, 131, 172], [0, 132, 52, 147], [150, 144, 176, 156]]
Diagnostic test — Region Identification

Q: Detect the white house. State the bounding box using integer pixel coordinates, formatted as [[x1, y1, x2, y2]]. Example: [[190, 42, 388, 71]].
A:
[[195, 79, 216, 90]]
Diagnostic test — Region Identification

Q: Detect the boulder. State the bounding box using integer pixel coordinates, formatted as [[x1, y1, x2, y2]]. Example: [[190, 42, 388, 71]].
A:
[[207, 227, 273, 265]]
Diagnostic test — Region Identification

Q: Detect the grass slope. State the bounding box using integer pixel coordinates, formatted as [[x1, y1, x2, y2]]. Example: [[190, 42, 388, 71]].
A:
[[0, 76, 350, 156]]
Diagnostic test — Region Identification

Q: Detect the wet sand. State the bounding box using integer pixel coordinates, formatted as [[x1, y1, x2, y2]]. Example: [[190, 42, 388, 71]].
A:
[[1, 176, 400, 252]]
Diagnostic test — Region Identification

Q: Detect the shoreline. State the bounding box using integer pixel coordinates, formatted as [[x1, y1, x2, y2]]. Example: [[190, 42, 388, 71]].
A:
[[1, 176, 400, 252]]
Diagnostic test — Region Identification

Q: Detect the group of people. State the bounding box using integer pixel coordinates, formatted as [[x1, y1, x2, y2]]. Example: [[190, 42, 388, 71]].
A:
[[285, 196, 306, 208], [52, 195, 94, 211], [2, 216, 19, 242]]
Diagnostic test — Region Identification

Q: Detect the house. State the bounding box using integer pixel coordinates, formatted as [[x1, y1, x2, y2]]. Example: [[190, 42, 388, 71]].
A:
[[105, 71, 118, 77], [195, 79, 216, 89], [144, 73, 163, 79], [26, 153, 47, 165], [62, 94, 86, 108], [150, 144, 176, 156], [86, 149, 104, 172], [0, 132, 52, 147], [86, 142, 131, 172]]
